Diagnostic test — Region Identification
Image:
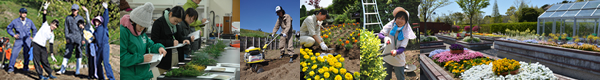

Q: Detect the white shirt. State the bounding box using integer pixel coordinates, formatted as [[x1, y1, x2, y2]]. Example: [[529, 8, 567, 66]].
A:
[[33, 22, 54, 47], [300, 15, 320, 36]]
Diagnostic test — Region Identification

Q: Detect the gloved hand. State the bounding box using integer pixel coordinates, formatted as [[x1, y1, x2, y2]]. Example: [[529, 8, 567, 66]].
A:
[[378, 33, 385, 40], [43, 2, 50, 10], [282, 33, 287, 37], [102, 2, 108, 9], [270, 34, 275, 37], [391, 47, 406, 57], [320, 42, 328, 50]]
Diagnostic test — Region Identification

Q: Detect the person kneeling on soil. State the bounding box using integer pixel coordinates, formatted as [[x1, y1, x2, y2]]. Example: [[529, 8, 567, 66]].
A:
[[376, 7, 416, 80], [300, 9, 329, 51], [271, 6, 295, 63]]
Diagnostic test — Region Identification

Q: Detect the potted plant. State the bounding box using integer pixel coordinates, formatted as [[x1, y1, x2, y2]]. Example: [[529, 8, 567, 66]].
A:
[[449, 44, 464, 54]]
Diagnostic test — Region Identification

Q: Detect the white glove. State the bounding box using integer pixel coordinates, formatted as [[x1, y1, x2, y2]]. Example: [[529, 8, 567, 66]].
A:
[[282, 33, 287, 37], [320, 42, 328, 50], [102, 2, 108, 9], [51, 54, 57, 62], [43, 2, 50, 10]]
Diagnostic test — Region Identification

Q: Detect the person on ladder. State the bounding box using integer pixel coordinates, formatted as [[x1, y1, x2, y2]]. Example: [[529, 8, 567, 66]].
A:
[[377, 7, 416, 80], [299, 9, 330, 54], [271, 6, 295, 63]]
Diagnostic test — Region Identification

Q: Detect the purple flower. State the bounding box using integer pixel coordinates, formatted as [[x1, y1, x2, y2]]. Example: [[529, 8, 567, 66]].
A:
[[450, 44, 464, 50]]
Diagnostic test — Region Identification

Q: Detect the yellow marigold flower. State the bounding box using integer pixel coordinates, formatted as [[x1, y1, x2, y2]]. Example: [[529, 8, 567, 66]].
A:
[[324, 72, 330, 78], [335, 62, 342, 68], [301, 62, 307, 67], [330, 66, 335, 72], [318, 57, 325, 62], [315, 53, 320, 56], [335, 75, 342, 80], [303, 67, 308, 72], [310, 71, 315, 76], [328, 54, 334, 58], [354, 72, 360, 77], [323, 67, 329, 72], [332, 68, 339, 74], [311, 56, 316, 61], [304, 55, 310, 59], [315, 75, 320, 80], [308, 79, 312, 80], [345, 73, 353, 80], [318, 68, 324, 73], [339, 58, 345, 62], [313, 60, 316, 63], [312, 64, 318, 69], [340, 68, 347, 75]]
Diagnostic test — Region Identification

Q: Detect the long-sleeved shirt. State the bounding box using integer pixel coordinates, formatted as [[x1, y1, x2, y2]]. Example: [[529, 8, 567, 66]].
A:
[[32, 13, 55, 54], [273, 14, 293, 35], [93, 8, 110, 46], [7, 17, 37, 39], [300, 15, 319, 37], [64, 14, 85, 44]]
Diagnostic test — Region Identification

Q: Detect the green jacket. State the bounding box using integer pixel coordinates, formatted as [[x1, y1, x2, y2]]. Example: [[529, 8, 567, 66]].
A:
[[183, 0, 205, 28], [120, 25, 165, 80]]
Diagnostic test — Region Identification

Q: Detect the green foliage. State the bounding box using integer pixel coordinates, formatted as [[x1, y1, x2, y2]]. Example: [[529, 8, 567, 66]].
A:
[[518, 7, 540, 22], [190, 52, 217, 66], [240, 29, 270, 38], [300, 5, 307, 18], [420, 35, 439, 42], [359, 30, 386, 80], [165, 66, 210, 77], [201, 40, 227, 59], [490, 22, 537, 34], [462, 36, 482, 43], [370, 0, 420, 31]]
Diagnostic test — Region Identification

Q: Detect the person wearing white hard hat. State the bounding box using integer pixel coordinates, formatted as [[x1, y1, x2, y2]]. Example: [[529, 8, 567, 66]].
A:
[[120, 2, 167, 80], [300, 9, 330, 51], [377, 7, 416, 80], [272, 6, 295, 63]]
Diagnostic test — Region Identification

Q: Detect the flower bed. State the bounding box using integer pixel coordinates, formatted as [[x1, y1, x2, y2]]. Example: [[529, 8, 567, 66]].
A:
[[494, 39, 600, 79], [420, 35, 445, 53], [300, 48, 359, 80], [321, 23, 360, 50], [435, 34, 459, 44], [420, 51, 575, 80], [462, 61, 556, 80]]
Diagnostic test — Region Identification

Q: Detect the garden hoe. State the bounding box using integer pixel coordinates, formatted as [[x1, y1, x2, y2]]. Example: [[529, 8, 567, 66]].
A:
[[376, 34, 417, 72]]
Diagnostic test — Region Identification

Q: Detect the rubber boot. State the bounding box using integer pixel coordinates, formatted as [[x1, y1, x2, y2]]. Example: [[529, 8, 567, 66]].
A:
[[56, 58, 68, 74], [48, 74, 57, 79], [39, 75, 48, 80], [75, 58, 81, 75]]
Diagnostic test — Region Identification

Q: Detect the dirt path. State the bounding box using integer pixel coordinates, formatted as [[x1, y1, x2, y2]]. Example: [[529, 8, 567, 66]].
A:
[[0, 44, 120, 80], [240, 49, 300, 80]]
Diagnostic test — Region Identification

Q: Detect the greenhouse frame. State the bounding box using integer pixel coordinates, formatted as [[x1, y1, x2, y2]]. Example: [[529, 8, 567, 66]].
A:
[[538, 1, 600, 36]]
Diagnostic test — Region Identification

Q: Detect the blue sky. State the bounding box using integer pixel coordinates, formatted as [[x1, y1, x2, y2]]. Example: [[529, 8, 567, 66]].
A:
[[241, 0, 300, 33], [435, 0, 569, 17]]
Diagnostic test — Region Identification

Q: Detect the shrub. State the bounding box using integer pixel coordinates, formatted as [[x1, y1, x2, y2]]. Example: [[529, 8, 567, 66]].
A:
[[490, 22, 537, 34], [359, 29, 386, 80]]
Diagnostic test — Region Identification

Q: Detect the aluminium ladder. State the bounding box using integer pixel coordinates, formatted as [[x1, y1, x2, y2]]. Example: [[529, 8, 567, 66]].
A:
[[361, 0, 384, 29]]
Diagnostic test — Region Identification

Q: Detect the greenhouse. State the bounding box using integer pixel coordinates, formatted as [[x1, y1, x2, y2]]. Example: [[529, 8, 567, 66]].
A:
[[538, 1, 600, 36]]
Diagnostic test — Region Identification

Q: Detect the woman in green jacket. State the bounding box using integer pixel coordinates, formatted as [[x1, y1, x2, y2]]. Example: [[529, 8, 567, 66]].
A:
[[120, 2, 167, 80]]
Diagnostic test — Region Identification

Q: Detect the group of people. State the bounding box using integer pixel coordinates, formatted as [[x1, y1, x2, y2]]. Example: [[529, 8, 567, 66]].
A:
[[5, 2, 114, 80], [299, 7, 415, 80], [120, 0, 207, 79]]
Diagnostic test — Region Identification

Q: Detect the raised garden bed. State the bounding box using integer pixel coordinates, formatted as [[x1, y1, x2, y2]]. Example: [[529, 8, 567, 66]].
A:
[[420, 40, 446, 53], [420, 52, 575, 80], [456, 41, 493, 50], [493, 39, 600, 80], [435, 34, 460, 44], [473, 35, 501, 42]]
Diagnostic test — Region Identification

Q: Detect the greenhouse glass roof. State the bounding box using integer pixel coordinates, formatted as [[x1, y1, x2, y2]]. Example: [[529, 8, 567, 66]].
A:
[[539, 1, 600, 19]]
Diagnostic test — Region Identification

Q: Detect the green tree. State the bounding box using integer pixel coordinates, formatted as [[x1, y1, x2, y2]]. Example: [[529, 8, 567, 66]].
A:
[[450, 12, 464, 25], [506, 6, 518, 23], [491, 0, 502, 23], [419, 0, 452, 36], [519, 7, 540, 22], [301, 5, 307, 18], [456, 0, 489, 37]]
